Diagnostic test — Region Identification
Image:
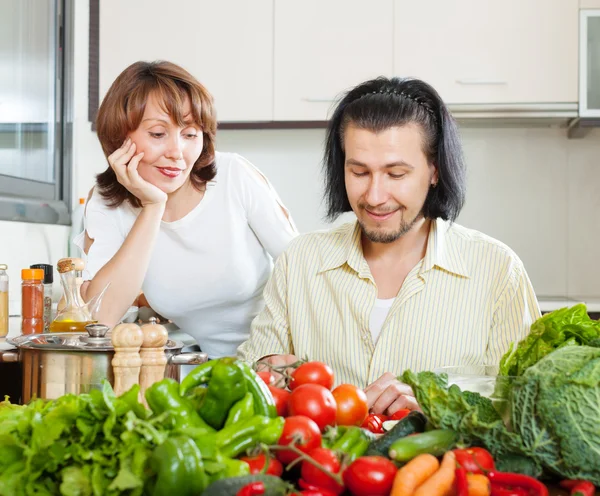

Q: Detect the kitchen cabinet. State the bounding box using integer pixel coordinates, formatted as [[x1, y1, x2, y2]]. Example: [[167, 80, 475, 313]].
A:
[[393, 0, 579, 105], [273, 0, 394, 121], [99, 0, 273, 122]]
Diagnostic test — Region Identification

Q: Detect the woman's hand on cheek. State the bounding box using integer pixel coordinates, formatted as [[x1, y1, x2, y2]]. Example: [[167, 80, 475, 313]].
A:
[[108, 138, 168, 207]]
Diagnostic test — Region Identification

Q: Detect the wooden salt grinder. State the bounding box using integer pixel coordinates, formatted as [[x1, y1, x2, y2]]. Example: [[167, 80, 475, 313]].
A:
[[111, 323, 144, 397], [139, 317, 169, 407]]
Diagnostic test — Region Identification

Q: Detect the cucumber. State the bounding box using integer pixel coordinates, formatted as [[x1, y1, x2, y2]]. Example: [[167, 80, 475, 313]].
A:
[[201, 474, 292, 496], [388, 429, 457, 462], [365, 411, 427, 457]]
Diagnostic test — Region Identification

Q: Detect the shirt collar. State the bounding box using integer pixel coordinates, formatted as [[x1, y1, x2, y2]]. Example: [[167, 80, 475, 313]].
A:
[[422, 218, 470, 278], [318, 222, 371, 278], [318, 219, 469, 279]]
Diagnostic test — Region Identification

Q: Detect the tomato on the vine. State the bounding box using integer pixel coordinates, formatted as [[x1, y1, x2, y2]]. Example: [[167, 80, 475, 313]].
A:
[[331, 384, 368, 426], [290, 361, 335, 390], [257, 370, 274, 386], [300, 448, 344, 495], [276, 416, 322, 465], [240, 454, 283, 477], [268, 385, 290, 417], [288, 384, 337, 431]]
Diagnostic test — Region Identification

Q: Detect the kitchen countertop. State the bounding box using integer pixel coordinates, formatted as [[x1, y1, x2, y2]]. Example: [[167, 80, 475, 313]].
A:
[[537, 297, 600, 313]]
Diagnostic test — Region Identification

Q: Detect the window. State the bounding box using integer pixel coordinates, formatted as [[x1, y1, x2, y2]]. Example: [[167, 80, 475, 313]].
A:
[[0, 0, 73, 224]]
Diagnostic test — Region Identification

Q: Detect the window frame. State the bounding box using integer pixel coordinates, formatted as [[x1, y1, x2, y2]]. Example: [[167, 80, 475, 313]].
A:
[[0, 0, 74, 225]]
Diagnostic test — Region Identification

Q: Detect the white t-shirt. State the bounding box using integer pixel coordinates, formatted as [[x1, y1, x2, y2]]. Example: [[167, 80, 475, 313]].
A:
[[369, 298, 395, 344], [75, 152, 298, 358]]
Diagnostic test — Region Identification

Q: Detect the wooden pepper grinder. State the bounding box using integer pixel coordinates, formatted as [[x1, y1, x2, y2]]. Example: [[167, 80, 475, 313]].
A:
[[139, 317, 169, 407], [111, 323, 144, 397]]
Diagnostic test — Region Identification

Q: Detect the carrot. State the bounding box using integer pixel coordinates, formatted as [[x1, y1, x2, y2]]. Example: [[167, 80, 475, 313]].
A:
[[413, 451, 457, 496], [466, 473, 491, 496], [389, 453, 440, 496]]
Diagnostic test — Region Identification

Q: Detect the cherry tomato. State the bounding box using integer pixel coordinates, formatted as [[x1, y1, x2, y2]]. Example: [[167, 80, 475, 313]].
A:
[[343, 456, 398, 496], [452, 447, 495, 474], [240, 454, 283, 477], [288, 384, 337, 431], [268, 385, 290, 417], [257, 370, 273, 386], [301, 448, 344, 495], [276, 415, 322, 465], [361, 413, 388, 434], [389, 409, 410, 421], [331, 384, 369, 427], [290, 361, 335, 390]]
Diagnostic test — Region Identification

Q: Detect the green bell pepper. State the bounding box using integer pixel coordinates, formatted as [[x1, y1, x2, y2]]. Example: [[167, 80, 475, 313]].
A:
[[150, 436, 208, 496], [179, 360, 214, 396], [234, 361, 277, 418], [222, 458, 251, 478], [199, 357, 248, 429], [145, 378, 214, 433], [225, 392, 254, 427], [257, 416, 285, 445], [216, 415, 273, 458]]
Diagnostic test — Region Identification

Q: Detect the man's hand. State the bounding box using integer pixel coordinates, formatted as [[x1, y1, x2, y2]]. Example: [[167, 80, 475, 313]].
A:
[[256, 354, 299, 388], [364, 372, 421, 415]]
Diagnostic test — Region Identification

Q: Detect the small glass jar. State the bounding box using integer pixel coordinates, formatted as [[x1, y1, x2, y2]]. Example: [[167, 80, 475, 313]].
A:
[[30, 264, 53, 332], [21, 269, 44, 335]]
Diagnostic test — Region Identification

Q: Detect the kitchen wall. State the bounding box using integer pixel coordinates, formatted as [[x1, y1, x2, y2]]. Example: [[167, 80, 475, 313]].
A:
[[2, 1, 600, 317]]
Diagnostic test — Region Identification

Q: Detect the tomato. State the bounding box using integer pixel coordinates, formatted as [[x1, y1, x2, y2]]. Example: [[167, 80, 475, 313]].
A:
[[288, 384, 337, 431], [343, 456, 398, 496], [331, 384, 369, 427], [290, 361, 335, 390], [361, 414, 388, 434], [240, 454, 283, 477], [257, 370, 274, 386], [452, 447, 495, 474], [268, 385, 290, 417], [390, 409, 410, 421], [276, 415, 322, 465], [301, 448, 344, 495]]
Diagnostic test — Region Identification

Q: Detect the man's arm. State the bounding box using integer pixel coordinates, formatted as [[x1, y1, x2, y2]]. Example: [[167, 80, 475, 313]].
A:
[[486, 259, 541, 365], [237, 251, 296, 363]]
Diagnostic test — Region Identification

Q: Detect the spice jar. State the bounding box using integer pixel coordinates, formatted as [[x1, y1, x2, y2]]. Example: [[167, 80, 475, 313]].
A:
[[0, 264, 8, 337], [30, 264, 53, 332], [21, 269, 44, 335]]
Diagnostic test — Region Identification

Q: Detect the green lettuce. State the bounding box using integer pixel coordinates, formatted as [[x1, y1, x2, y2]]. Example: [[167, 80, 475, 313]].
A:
[[500, 304, 600, 377]]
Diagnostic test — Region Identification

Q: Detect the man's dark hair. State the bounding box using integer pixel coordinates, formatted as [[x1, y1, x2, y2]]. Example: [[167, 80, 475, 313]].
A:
[[323, 76, 466, 221]]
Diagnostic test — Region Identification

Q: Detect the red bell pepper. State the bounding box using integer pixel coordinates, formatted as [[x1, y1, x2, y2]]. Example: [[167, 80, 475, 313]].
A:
[[487, 471, 548, 496]]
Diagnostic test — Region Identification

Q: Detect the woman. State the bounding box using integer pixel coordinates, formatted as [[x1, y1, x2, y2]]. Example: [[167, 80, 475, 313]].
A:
[[75, 60, 297, 358]]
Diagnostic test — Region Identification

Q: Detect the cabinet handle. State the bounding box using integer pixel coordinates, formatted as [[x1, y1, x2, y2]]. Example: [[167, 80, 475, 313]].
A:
[[456, 79, 508, 86]]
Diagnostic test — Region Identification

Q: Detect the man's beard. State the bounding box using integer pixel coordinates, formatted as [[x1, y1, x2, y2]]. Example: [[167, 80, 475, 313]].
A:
[[359, 209, 423, 244]]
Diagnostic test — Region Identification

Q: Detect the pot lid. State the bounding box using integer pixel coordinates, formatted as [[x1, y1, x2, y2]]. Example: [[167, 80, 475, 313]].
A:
[[9, 324, 183, 352]]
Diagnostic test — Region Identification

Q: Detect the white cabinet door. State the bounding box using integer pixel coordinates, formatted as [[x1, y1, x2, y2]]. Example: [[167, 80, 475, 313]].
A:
[[274, 0, 394, 121], [393, 0, 578, 104], [100, 0, 273, 122]]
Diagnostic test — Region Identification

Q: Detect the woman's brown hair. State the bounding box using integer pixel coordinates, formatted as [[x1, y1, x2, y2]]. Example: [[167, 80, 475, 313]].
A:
[[95, 60, 217, 208]]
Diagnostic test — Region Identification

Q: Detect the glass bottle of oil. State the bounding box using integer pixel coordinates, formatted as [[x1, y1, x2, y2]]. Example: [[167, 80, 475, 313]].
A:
[[50, 258, 107, 333]]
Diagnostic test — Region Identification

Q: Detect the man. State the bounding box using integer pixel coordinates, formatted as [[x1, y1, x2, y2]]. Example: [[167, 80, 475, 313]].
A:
[[238, 77, 540, 414]]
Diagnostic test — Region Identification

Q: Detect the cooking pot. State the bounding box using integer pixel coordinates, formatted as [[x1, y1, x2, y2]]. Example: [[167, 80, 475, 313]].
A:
[[4, 324, 207, 403]]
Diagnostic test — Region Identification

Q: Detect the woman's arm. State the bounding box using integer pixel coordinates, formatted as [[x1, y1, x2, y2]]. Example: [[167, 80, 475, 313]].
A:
[[82, 139, 168, 326], [82, 202, 165, 326]]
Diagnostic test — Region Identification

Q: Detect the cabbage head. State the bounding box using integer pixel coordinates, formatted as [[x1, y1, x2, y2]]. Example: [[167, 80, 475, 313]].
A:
[[511, 345, 600, 483]]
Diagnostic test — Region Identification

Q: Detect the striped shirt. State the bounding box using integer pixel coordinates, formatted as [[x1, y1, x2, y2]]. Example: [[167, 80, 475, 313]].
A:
[[237, 219, 540, 388]]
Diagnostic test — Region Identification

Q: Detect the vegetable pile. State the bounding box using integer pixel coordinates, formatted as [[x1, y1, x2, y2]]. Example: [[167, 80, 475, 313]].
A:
[[0, 305, 599, 495]]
